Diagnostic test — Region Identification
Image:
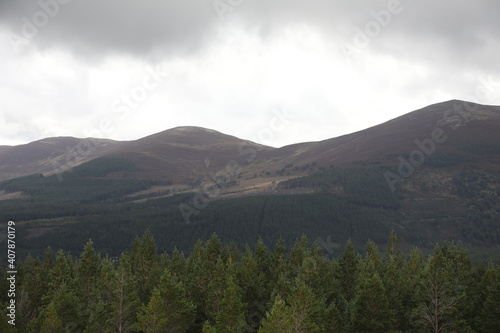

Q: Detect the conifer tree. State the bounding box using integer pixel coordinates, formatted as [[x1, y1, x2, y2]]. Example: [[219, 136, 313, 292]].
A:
[[237, 245, 269, 332], [17, 256, 48, 330], [254, 237, 272, 281], [202, 320, 218, 333], [215, 274, 246, 333], [205, 257, 228, 322], [406, 248, 424, 290], [136, 268, 195, 333], [288, 277, 326, 333], [413, 246, 469, 333], [386, 227, 398, 256], [48, 250, 74, 294], [206, 233, 223, 264], [83, 300, 112, 333], [337, 239, 360, 302], [258, 295, 293, 333], [40, 301, 63, 333], [169, 247, 187, 278], [77, 240, 101, 296], [270, 238, 292, 299], [129, 230, 161, 304], [382, 251, 412, 331], [351, 272, 391, 333], [184, 239, 211, 330], [290, 235, 309, 272], [157, 269, 196, 332], [476, 264, 500, 333], [82, 257, 116, 332], [109, 258, 140, 333], [136, 288, 168, 333], [37, 283, 81, 333], [310, 241, 342, 307], [364, 240, 382, 274], [75, 239, 103, 327]]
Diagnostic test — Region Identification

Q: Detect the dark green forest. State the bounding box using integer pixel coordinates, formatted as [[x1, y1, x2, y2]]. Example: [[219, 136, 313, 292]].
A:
[[0, 161, 499, 261], [1, 232, 499, 332]]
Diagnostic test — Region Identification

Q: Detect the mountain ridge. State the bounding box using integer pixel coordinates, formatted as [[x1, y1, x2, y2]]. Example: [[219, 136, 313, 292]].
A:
[[1, 99, 500, 184], [1, 99, 500, 261]]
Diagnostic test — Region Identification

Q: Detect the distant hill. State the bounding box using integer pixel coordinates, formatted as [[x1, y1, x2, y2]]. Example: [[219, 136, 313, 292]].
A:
[[1, 100, 499, 261], [2, 100, 499, 184], [0, 137, 121, 181], [262, 99, 500, 170]]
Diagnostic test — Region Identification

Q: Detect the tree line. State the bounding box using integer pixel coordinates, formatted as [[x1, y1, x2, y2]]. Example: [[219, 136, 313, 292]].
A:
[[1, 231, 499, 333]]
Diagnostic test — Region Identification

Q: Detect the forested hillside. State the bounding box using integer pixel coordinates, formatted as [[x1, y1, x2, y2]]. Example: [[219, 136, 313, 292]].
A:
[[2, 232, 499, 332], [1, 161, 499, 262]]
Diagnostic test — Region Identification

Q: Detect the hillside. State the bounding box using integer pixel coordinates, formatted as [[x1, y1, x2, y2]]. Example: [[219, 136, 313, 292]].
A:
[[0, 137, 121, 181], [0, 100, 499, 261]]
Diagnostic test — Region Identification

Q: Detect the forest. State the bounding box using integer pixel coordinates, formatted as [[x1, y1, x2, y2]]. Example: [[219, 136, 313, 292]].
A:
[[1, 231, 499, 333], [1, 162, 499, 261]]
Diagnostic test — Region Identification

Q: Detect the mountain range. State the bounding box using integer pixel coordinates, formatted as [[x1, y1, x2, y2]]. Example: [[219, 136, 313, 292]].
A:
[[1, 100, 499, 260]]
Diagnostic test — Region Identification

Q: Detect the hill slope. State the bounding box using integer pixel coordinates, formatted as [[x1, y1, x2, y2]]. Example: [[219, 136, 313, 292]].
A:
[[1, 100, 499, 261]]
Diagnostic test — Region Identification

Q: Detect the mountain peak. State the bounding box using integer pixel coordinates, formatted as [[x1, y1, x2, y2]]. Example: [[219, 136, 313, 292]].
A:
[[169, 126, 220, 133]]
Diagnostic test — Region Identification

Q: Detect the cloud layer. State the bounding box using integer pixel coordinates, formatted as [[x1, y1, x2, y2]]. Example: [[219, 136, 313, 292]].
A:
[[1, 0, 499, 146]]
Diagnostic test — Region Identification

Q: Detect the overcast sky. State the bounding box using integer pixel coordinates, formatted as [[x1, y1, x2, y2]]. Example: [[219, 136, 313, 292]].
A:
[[1, 0, 499, 147]]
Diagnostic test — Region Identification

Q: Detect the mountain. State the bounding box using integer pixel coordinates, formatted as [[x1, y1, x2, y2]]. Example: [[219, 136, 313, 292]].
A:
[[263, 99, 500, 169], [0, 137, 121, 181], [2, 100, 499, 185], [100, 126, 273, 183], [1, 100, 499, 261]]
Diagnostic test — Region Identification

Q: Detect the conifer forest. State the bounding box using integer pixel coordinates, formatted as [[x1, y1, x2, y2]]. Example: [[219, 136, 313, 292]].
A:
[[2, 231, 499, 333]]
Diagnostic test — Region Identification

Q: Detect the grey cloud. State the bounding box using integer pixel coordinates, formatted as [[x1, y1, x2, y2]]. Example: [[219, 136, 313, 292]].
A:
[[1, 0, 218, 57], [1, 0, 499, 64]]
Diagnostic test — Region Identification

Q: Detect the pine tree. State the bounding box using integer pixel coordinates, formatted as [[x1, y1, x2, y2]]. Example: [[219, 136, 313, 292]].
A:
[[270, 238, 292, 300], [254, 237, 272, 282], [36, 283, 81, 333], [205, 257, 228, 323], [40, 301, 63, 333], [288, 277, 325, 333], [130, 230, 161, 304], [76, 240, 101, 296], [290, 235, 309, 272], [157, 269, 195, 332], [364, 240, 382, 275], [184, 240, 211, 331], [202, 320, 218, 333], [476, 263, 500, 333], [258, 295, 293, 333], [351, 272, 391, 333], [135, 268, 196, 333], [75, 239, 103, 329], [169, 247, 187, 278], [309, 241, 342, 307], [386, 227, 399, 257], [83, 300, 111, 333], [382, 251, 412, 331], [237, 245, 269, 332], [337, 239, 360, 302], [109, 258, 140, 333], [215, 274, 246, 333], [48, 250, 74, 294], [206, 233, 223, 264], [17, 256, 48, 330], [136, 288, 168, 333], [406, 247, 424, 290], [413, 246, 468, 333], [84, 256, 116, 332]]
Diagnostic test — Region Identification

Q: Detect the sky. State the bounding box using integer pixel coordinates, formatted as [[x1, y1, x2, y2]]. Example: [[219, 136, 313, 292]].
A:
[[1, 0, 499, 148]]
